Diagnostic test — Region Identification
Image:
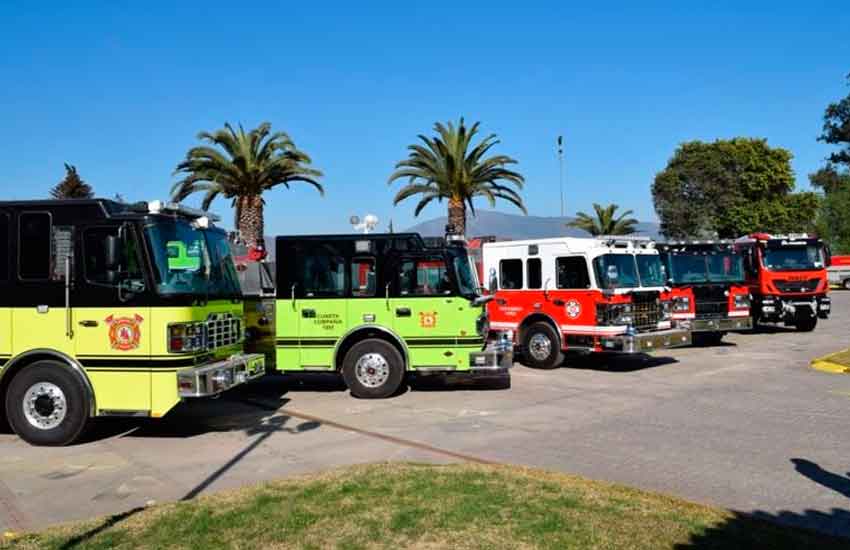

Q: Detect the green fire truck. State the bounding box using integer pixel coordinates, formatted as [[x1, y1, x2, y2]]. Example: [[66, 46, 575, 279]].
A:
[[0, 199, 264, 446], [243, 233, 513, 398]]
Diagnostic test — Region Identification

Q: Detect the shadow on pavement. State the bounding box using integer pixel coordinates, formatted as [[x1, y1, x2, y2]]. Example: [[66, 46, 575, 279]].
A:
[[565, 353, 679, 372], [676, 458, 850, 547]]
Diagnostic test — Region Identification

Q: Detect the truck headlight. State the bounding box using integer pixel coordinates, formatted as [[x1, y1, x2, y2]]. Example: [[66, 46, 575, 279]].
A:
[[673, 296, 690, 312], [734, 294, 750, 309], [661, 300, 672, 320], [169, 322, 207, 353], [476, 314, 489, 337]]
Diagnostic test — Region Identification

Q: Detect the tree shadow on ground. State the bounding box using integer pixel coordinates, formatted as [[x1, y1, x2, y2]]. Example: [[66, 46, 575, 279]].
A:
[[676, 458, 850, 548], [564, 353, 679, 372]]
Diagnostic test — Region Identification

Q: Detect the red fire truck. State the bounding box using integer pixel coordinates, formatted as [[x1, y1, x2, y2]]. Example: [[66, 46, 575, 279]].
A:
[[734, 233, 831, 331], [479, 236, 691, 368], [657, 241, 752, 345]]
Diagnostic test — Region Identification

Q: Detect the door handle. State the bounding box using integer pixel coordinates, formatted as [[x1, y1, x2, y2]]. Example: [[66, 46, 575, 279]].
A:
[[302, 309, 316, 319], [78, 320, 99, 327], [395, 307, 411, 317]]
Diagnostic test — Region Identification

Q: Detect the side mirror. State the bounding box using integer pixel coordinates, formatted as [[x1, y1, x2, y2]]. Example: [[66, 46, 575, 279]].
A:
[[105, 235, 122, 271], [488, 268, 498, 294]]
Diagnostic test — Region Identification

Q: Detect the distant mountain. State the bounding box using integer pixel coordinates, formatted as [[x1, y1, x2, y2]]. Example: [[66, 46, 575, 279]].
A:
[[405, 210, 661, 240]]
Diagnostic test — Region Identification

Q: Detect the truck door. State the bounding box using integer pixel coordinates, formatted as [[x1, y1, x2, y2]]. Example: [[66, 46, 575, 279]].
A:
[[0, 212, 11, 363], [390, 254, 467, 370], [73, 224, 151, 413], [293, 242, 347, 369], [11, 212, 74, 356]]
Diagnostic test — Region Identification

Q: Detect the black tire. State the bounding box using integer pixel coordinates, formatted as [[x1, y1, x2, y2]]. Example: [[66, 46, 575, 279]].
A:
[[341, 339, 405, 399], [794, 316, 818, 332], [843, 279, 850, 291], [694, 332, 724, 346], [5, 361, 90, 446], [520, 322, 564, 369]]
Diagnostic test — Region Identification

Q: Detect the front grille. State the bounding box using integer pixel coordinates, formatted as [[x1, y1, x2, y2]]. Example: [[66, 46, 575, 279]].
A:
[[692, 285, 728, 319], [695, 301, 726, 319], [774, 278, 820, 293], [632, 291, 662, 333], [206, 313, 242, 349]]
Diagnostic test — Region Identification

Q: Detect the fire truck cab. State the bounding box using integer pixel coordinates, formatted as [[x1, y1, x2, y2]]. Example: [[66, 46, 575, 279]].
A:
[[657, 241, 752, 345], [734, 233, 831, 331], [0, 199, 265, 446], [481, 236, 691, 369]]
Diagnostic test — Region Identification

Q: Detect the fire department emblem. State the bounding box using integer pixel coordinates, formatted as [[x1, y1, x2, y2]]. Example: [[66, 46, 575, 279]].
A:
[[419, 311, 438, 329], [565, 300, 582, 319], [105, 314, 144, 351]]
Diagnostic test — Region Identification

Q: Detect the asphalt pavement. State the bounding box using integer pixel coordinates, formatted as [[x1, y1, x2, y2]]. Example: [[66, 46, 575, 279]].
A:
[[1, 292, 848, 538]]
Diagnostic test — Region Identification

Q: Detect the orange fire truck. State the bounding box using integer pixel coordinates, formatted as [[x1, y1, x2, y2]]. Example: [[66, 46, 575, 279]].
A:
[[734, 233, 831, 331], [479, 236, 691, 368]]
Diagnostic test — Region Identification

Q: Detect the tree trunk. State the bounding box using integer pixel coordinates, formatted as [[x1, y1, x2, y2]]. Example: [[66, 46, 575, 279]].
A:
[[237, 195, 264, 248], [447, 197, 466, 237]]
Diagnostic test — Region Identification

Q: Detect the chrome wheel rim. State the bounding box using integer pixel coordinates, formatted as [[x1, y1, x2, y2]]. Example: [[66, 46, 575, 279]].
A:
[[354, 353, 390, 388], [528, 333, 553, 362], [23, 382, 67, 430]]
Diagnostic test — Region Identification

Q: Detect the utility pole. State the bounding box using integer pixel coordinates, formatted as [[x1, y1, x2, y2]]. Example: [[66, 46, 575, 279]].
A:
[[557, 135, 564, 218]]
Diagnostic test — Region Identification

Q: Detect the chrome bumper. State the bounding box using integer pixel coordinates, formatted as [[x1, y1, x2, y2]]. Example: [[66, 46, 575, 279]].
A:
[[690, 316, 753, 332], [600, 328, 691, 354], [178, 353, 266, 398], [469, 336, 514, 373]]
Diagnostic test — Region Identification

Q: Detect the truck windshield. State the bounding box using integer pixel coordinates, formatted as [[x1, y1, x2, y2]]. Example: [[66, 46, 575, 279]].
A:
[[763, 245, 825, 271], [669, 253, 745, 283], [635, 255, 666, 287], [145, 221, 242, 299], [448, 247, 479, 298], [593, 254, 639, 289]]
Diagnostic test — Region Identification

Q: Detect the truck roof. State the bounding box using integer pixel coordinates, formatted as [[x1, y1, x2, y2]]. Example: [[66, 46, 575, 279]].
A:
[[482, 235, 656, 254], [0, 198, 222, 225]]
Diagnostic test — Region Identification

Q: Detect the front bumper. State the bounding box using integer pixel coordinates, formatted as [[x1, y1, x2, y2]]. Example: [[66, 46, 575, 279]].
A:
[[600, 328, 691, 354], [689, 316, 753, 332], [759, 295, 831, 321], [178, 353, 266, 398], [469, 334, 514, 373]]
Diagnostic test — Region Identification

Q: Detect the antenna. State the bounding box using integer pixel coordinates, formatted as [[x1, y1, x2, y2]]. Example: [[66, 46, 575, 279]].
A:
[[557, 135, 565, 218]]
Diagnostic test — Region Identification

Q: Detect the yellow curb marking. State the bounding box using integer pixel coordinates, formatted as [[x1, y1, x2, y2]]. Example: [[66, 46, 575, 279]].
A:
[[810, 347, 850, 374]]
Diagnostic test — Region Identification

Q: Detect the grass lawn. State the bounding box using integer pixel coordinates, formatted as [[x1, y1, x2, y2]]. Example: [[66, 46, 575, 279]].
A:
[[3, 463, 845, 550]]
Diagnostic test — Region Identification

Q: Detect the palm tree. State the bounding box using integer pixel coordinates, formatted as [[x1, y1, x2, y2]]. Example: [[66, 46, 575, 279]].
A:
[[388, 118, 526, 236], [568, 203, 639, 236], [171, 122, 323, 247], [50, 164, 94, 199]]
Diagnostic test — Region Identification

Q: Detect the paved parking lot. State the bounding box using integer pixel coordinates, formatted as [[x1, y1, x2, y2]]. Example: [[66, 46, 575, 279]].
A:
[[1, 292, 849, 537]]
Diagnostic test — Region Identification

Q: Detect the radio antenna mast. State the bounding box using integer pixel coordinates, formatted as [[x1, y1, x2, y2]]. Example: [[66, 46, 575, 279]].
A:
[[557, 135, 565, 218]]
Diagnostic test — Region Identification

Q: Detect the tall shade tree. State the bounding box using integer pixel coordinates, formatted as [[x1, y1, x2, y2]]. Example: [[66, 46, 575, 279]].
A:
[[567, 203, 638, 236], [388, 118, 526, 236], [50, 163, 93, 199], [818, 73, 850, 168], [171, 122, 323, 247]]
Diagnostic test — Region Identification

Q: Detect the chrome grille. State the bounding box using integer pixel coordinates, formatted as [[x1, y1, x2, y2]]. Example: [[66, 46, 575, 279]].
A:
[[206, 313, 242, 349], [632, 291, 662, 333], [695, 301, 726, 319]]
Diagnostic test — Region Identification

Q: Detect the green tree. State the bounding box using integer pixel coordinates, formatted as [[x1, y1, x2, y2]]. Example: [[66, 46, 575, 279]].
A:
[[817, 186, 850, 254], [652, 138, 816, 238], [568, 203, 638, 236], [172, 122, 323, 247], [50, 163, 93, 199], [388, 117, 526, 236], [818, 73, 850, 168], [809, 165, 850, 195]]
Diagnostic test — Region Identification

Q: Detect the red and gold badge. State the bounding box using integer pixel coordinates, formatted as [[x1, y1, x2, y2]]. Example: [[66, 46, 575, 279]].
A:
[[105, 314, 144, 351], [419, 311, 438, 329]]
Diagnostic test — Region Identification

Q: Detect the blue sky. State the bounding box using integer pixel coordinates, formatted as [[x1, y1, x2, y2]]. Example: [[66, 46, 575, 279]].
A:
[[0, 1, 847, 234]]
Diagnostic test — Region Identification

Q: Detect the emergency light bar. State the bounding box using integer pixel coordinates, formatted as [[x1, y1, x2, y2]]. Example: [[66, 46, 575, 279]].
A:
[[142, 200, 221, 223]]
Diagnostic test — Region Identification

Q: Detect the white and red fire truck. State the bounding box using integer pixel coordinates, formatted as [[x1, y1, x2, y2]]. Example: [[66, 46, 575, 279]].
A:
[[478, 236, 691, 368]]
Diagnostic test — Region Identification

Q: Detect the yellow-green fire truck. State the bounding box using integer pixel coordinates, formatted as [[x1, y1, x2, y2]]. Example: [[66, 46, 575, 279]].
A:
[[0, 199, 264, 446], [243, 233, 513, 398]]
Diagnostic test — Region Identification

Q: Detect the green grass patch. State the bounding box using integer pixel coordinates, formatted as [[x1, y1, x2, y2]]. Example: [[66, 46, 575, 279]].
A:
[[3, 463, 844, 549]]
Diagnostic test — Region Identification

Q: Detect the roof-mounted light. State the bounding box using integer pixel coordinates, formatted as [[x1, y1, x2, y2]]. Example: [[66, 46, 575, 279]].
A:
[[147, 200, 221, 223]]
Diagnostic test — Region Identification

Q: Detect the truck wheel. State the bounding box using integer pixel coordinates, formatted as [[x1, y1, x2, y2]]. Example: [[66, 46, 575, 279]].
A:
[[5, 361, 90, 446], [521, 322, 563, 369], [794, 317, 818, 332], [694, 332, 724, 346], [844, 279, 850, 290], [341, 339, 405, 399]]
